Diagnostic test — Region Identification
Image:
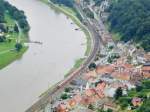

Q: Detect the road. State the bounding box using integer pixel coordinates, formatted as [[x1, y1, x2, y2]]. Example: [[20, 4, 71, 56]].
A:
[[25, 2, 101, 112]]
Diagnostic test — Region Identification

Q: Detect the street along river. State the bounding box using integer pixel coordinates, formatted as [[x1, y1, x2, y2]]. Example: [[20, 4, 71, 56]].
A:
[[0, 0, 86, 111]]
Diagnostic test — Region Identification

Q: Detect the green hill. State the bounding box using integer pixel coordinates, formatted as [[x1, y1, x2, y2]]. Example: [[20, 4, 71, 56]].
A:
[[108, 0, 150, 52]]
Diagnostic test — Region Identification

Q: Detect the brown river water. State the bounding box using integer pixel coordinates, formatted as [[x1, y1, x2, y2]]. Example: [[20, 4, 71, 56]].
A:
[[0, 0, 86, 111]]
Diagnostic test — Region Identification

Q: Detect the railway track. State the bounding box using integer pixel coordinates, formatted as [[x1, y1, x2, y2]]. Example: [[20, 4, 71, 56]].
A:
[[26, 3, 101, 112]]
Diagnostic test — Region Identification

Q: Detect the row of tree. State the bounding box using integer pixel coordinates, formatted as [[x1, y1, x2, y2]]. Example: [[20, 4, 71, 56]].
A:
[[50, 0, 83, 21], [0, 0, 5, 23], [107, 0, 150, 51], [0, 0, 29, 32], [51, 0, 74, 8]]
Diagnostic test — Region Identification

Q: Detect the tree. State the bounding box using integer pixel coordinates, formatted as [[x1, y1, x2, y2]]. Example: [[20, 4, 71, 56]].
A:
[[0, 35, 6, 42], [136, 85, 143, 92], [88, 62, 96, 70], [64, 87, 71, 92], [3, 1, 30, 32], [0, 1, 5, 23], [96, 109, 105, 112], [108, 0, 150, 51], [84, 0, 90, 5], [107, 56, 113, 63], [107, 109, 113, 112], [14, 24, 19, 32], [137, 99, 150, 112], [51, 0, 74, 8], [88, 104, 95, 110], [15, 43, 22, 51], [114, 87, 123, 100], [93, 0, 104, 6], [83, 8, 94, 19], [0, 23, 7, 32], [61, 93, 68, 100], [18, 18, 29, 32]]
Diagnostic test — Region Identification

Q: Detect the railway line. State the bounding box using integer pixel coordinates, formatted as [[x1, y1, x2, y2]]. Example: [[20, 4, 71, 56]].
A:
[[26, 3, 101, 112]]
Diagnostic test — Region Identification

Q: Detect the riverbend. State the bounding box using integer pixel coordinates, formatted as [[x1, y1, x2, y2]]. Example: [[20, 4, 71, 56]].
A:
[[0, 0, 87, 112]]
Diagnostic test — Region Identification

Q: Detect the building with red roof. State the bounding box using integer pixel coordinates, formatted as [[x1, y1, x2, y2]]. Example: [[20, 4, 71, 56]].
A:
[[56, 103, 68, 112], [132, 97, 142, 107], [96, 65, 114, 75]]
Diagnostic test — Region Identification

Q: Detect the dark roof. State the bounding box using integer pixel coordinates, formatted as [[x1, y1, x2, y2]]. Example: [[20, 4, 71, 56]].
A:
[[144, 62, 150, 66]]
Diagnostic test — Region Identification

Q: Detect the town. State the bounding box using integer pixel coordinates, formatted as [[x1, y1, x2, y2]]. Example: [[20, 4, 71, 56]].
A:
[[0, 0, 149, 112], [32, 0, 150, 112]]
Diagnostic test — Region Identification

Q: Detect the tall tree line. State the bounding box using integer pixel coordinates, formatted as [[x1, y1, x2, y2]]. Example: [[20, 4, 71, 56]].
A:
[[51, 0, 74, 8], [0, 0, 29, 32]]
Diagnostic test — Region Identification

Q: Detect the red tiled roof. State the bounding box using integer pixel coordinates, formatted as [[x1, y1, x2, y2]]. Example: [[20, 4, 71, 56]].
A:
[[84, 70, 97, 81], [144, 54, 150, 61], [68, 99, 76, 107], [103, 103, 117, 111], [57, 104, 67, 112], [73, 94, 82, 103], [112, 71, 130, 80], [132, 97, 142, 107], [80, 96, 94, 105], [142, 66, 150, 71], [96, 65, 114, 74], [110, 82, 127, 89], [85, 88, 97, 97], [123, 64, 133, 69], [143, 72, 150, 78], [96, 82, 106, 91], [80, 94, 100, 106]]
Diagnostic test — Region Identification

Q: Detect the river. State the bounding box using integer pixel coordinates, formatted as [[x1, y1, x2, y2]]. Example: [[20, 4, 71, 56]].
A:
[[0, 0, 86, 112]]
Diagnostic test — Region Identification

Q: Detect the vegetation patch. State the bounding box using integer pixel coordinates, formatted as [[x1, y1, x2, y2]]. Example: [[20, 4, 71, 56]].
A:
[[115, 80, 150, 112]]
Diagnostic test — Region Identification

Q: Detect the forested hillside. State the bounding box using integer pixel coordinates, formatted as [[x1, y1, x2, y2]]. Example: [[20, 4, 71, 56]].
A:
[[108, 0, 150, 51]]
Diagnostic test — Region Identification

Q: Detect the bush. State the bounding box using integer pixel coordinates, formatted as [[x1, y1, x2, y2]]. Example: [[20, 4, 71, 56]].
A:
[[114, 87, 123, 100], [64, 87, 71, 92], [51, 0, 74, 8], [0, 36, 6, 42], [88, 62, 97, 70], [15, 43, 22, 51], [88, 104, 95, 110], [61, 93, 69, 100]]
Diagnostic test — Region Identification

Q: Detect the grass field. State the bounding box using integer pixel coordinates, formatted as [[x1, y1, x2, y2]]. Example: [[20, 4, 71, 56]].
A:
[[0, 14, 28, 69]]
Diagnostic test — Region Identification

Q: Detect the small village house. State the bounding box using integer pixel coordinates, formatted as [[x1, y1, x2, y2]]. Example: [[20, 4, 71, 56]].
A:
[[132, 97, 142, 107], [142, 62, 150, 78]]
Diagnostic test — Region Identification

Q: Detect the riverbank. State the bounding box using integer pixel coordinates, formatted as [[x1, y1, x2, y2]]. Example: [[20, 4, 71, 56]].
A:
[[37, 0, 92, 97], [40, 0, 93, 78]]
